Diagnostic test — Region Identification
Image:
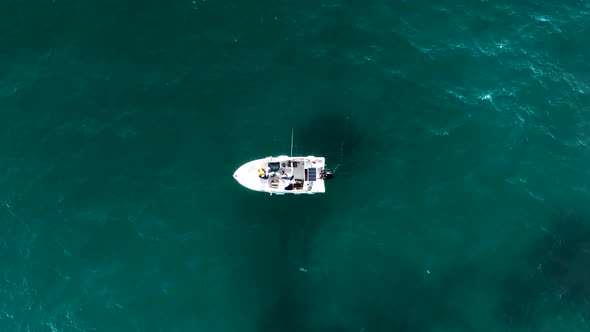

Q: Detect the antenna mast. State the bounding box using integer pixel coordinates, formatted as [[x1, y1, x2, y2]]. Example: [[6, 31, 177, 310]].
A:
[[290, 128, 294, 157]]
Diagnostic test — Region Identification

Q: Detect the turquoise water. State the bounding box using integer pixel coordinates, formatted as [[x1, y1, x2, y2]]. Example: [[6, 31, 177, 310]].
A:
[[1, 0, 590, 331]]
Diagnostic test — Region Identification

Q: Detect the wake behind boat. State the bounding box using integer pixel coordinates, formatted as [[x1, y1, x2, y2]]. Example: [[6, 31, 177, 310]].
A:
[[233, 129, 335, 195]]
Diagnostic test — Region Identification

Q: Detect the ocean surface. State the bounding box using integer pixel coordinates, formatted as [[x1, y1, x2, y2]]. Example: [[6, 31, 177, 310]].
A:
[[1, 0, 590, 331]]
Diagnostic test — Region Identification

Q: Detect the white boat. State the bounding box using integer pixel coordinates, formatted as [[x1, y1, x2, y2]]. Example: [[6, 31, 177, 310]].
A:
[[233, 130, 335, 195]]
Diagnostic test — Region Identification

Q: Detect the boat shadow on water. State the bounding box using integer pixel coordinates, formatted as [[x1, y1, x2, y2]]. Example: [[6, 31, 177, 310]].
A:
[[293, 111, 367, 177]]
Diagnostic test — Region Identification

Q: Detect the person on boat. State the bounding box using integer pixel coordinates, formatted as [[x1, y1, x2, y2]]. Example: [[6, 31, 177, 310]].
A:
[[258, 167, 270, 179]]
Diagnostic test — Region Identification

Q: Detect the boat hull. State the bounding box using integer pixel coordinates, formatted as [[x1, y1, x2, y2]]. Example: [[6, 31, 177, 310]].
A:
[[233, 156, 327, 195]]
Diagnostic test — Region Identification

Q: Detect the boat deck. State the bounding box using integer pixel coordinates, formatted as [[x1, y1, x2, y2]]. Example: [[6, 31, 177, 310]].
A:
[[234, 156, 327, 195]]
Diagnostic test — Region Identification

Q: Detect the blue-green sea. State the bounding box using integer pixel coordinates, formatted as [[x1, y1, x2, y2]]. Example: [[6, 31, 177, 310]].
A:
[[2, 0, 590, 331]]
